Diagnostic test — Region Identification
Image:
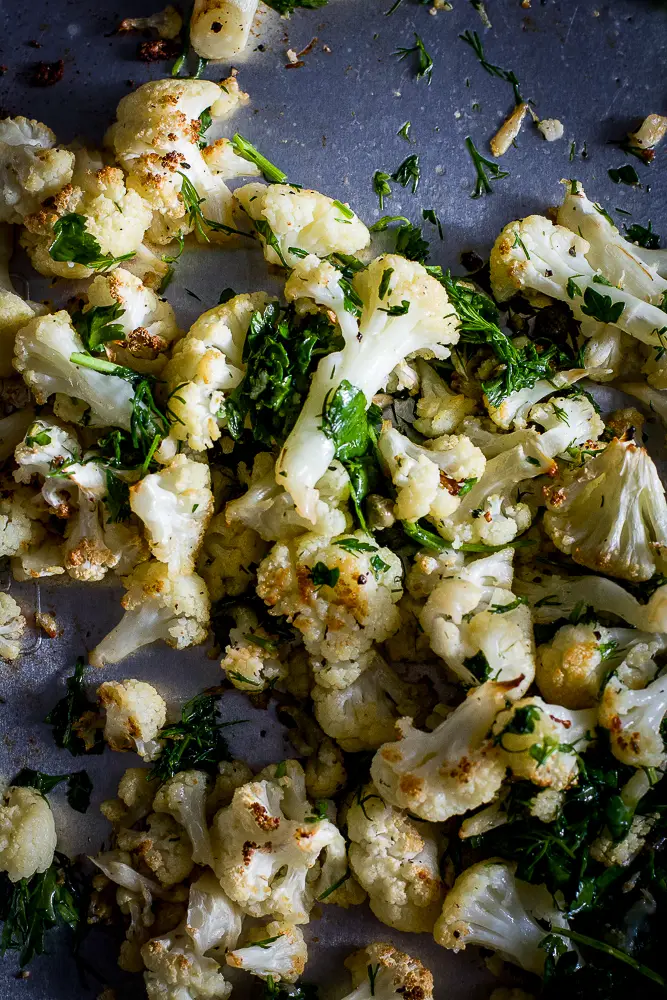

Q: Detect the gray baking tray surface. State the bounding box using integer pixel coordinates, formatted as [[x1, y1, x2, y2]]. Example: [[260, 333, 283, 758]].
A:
[[1, 0, 666, 996]]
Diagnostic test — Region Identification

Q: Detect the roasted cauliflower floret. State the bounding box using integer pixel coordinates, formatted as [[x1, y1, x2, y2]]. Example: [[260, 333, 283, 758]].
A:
[[162, 292, 271, 452], [342, 942, 434, 1000], [89, 560, 210, 667], [100, 767, 159, 830], [256, 530, 402, 664], [543, 438, 667, 582], [0, 785, 57, 882], [130, 454, 213, 576], [117, 812, 194, 887], [221, 605, 288, 693], [142, 930, 232, 1000], [0, 592, 26, 660], [185, 872, 243, 957], [153, 770, 214, 869], [0, 116, 74, 224], [226, 921, 307, 983], [414, 358, 477, 437], [312, 650, 425, 752], [233, 182, 370, 268], [14, 311, 134, 429], [97, 678, 167, 759], [535, 622, 618, 709], [211, 760, 349, 923], [599, 670, 667, 768], [346, 783, 443, 933], [370, 681, 510, 822], [434, 859, 570, 975], [197, 513, 267, 602], [492, 697, 596, 790], [278, 254, 459, 521], [21, 149, 151, 279], [84, 267, 181, 374]]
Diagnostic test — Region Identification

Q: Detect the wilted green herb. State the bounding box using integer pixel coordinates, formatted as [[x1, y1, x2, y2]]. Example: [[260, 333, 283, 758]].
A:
[[71, 302, 125, 355], [0, 856, 81, 967], [308, 563, 340, 589], [459, 29, 525, 103], [625, 221, 661, 249], [262, 0, 327, 13], [422, 208, 443, 239], [49, 214, 135, 271], [45, 657, 104, 756], [397, 120, 412, 141], [149, 692, 235, 783], [580, 286, 625, 324], [608, 164, 640, 186], [465, 136, 510, 197], [395, 33, 433, 85], [13, 768, 92, 814], [372, 170, 392, 210], [392, 154, 420, 193], [230, 134, 287, 183]]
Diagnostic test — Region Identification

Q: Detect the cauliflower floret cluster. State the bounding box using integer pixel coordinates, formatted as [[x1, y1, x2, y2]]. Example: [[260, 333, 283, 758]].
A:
[[226, 921, 307, 983], [0, 116, 74, 224], [256, 529, 403, 664], [342, 943, 434, 1000], [97, 678, 167, 759], [346, 783, 443, 932], [0, 785, 57, 882]]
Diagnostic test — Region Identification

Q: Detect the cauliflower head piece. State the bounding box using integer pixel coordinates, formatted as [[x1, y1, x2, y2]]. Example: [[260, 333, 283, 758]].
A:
[[153, 770, 214, 869], [535, 622, 621, 709], [277, 253, 459, 521], [226, 921, 307, 983], [543, 438, 667, 582], [346, 782, 443, 933], [0, 592, 26, 660], [599, 671, 667, 768], [185, 872, 243, 957], [197, 513, 267, 603], [492, 696, 596, 790], [116, 812, 194, 887], [0, 785, 57, 882], [342, 942, 434, 1000], [414, 358, 477, 437], [130, 454, 213, 576], [234, 181, 370, 268], [370, 681, 511, 822], [89, 560, 210, 667], [142, 930, 232, 1000], [256, 530, 402, 663], [97, 678, 167, 759], [433, 859, 570, 975], [0, 116, 74, 224]]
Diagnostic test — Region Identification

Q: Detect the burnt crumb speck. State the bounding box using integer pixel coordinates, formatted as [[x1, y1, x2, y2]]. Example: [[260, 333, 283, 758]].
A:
[[260, 730, 267, 738], [211, 20, 222, 32], [29, 59, 64, 86], [138, 39, 181, 62], [126, 79, 135, 87], [460, 250, 484, 272], [255, 43, 265, 51], [0, 66, 7, 75], [27, 40, 42, 48]]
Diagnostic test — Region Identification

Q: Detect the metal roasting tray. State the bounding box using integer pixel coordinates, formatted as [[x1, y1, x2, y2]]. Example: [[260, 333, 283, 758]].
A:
[[1, 0, 667, 995]]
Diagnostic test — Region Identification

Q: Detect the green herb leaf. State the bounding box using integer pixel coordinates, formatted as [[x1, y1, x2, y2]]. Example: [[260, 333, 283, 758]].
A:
[[261, 0, 327, 14], [230, 133, 288, 183], [379, 299, 410, 316], [395, 33, 433, 85], [566, 277, 583, 298], [49, 214, 136, 271], [397, 120, 411, 141], [45, 657, 104, 756], [369, 215, 410, 233], [308, 563, 340, 588], [372, 170, 392, 210], [625, 221, 661, 250], [148, 693, 236, 783], [608, 164, 640, 186], [465, 136, 510, 197], [378, 267, 394, 299], [71, 302, 125, 355], [580, 286, 625, 324], [391, 154, 420, 193], [321, 380, 372, 462], [0, 856, 81, 967], [460, 29, 525, 103], [422, 208, 443, 240], [335, 538, 378, 554]]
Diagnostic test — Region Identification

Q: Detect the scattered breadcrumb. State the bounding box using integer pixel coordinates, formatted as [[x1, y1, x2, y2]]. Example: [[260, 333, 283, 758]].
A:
[[35, 612, 59, 639]]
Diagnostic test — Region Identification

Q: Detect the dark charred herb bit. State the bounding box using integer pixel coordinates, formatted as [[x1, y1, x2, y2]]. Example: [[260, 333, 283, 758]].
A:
[[580, 286, 625, 325], [149, 692, 234, 783], [625, 221, 662, 250], [465, 137, 510, 198], [261, 0, 327, 14], [45, 657, 104, 756], [230, 134, 287, 183], [395, 33, 433, 85], [608, 164, 640, 186], [391, 154, 420, 194], [459, 29, 525, 104], [71, 302, 125, 355], [49, 213, 136, 271], [372, 171, 392, 210], [13, 768, 93, 814], [0, 855, 81, 967]]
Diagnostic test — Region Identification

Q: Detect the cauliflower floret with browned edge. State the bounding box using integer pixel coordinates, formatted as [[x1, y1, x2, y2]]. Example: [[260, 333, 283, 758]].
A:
[[84, 267, 182, 375], [211, 760, 352, 923], [226, 921, 307, 983], [371, 681, 512, 822], [492, 696, 596, 790], [130, 454, 213, 576], [97, 678, 167, 759], [100, 767, 159, 830], [21, 148, 151, 279], [342, 942, 434, 1000], [117, 812, 194, 887], [162, 292, 272, 452], [89, 560, 210, 667], [0, 592, 25, 660], [433, 859, 571, 974], [312, 650, 426, 752], [106, 78, 252, 246], [414, 358, 477, 437], [234, 181, 370, 269], [221, 605, 288, 693], [0, 116, 74, 224], [142, 930, 232, 1000], [0, 785, 57, 882], [535, 622, 634, 709], [256, 530, 402, 664], [543, 438, 667, 582], [599, 670, 667, 768], [346, 783, 443, 933]]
